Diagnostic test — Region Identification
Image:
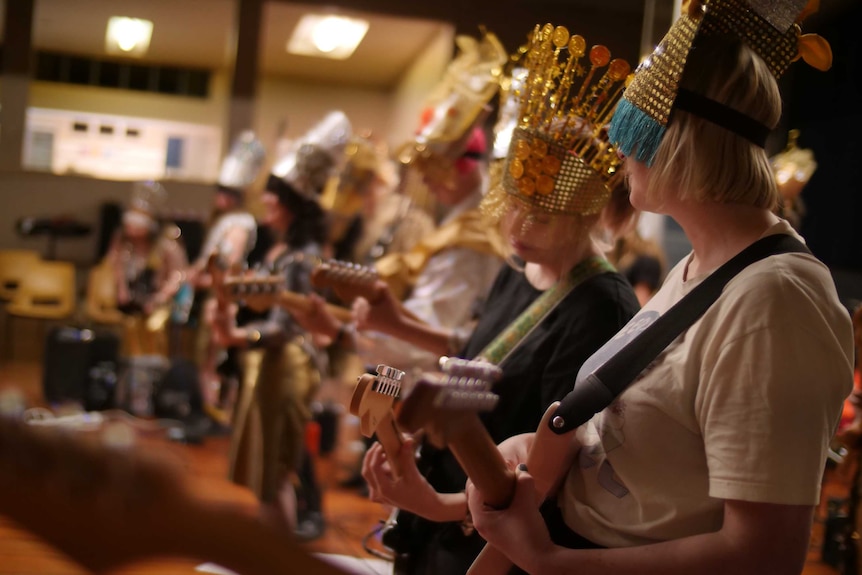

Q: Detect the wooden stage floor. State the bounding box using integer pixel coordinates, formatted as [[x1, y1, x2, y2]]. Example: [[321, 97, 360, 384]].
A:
[[0, 359, 848, 575]]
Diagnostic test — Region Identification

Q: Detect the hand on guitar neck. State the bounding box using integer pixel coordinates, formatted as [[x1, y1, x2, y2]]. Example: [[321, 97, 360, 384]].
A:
[[0, 416, 349, 575], [393, 358, 516, 512], [465, 403, 582, 575], [357, 361, 476, 524], [221, 273, 354, 325], [311, 260, 423, 333]]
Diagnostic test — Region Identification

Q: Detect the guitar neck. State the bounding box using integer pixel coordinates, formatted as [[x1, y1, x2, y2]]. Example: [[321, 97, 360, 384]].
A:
[[311, 260, 424, 324], [374, 412, 405, 477], [467, 403, 581, 575], [445, 415, 516, 509], [275, 291, 354, 323]]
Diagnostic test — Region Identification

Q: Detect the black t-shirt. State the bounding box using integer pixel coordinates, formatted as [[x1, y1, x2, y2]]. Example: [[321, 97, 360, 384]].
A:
[[402, 264, 639, 574], [421, 264, 641, 494]]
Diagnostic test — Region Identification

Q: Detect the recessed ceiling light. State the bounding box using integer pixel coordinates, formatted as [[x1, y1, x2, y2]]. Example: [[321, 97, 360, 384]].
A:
[[105, 17, 153, 57], [287, 14, 369, 60]]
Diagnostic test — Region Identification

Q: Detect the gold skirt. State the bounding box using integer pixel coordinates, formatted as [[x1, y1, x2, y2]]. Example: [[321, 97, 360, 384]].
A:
[[121, 306, 170, 357], [227, 338, 320, 503]]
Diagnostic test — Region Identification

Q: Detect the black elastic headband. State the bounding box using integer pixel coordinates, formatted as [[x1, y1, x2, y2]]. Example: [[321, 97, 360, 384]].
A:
[[674, 88, 770, 147]]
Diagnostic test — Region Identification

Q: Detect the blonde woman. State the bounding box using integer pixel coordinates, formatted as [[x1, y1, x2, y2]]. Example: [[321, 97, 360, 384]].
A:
[[466, 3, 854, 574]]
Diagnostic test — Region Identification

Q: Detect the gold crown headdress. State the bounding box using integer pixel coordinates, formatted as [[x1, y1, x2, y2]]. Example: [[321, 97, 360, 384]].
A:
[[398, 31, 507, 166], [609, 0, 832, 166], [496, 24, 631, 216]]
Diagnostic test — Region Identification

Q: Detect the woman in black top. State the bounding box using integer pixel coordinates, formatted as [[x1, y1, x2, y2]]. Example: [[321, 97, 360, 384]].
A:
[[297, 26, 639, 572], [356, 182, 640, 574], [212, 174, 328, 537]]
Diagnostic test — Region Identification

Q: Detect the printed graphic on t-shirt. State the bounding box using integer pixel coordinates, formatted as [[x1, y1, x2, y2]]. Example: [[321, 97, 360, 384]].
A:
[[576, 309, 660, 499]]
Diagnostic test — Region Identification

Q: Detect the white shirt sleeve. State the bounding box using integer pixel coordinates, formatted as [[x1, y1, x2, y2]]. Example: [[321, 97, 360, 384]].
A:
[[357, 246, 502, 375]]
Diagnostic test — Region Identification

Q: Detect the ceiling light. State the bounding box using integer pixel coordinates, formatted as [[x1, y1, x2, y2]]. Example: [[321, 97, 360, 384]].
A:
[[105, 17, 153, 57], [287, 14, 369, 60]]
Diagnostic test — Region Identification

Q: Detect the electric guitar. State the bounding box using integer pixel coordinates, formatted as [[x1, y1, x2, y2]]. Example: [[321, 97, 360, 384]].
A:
[[395, 358, 515, 511], [0, 415, 350, 575], [393, 359, 579, 575], [222, 272, 354, 323], [310, 259, 383, 306], [372, 359, 511, 573], [310, 259, 421, 323]]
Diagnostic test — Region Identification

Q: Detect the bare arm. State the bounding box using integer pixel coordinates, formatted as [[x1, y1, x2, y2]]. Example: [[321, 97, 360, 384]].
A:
[[219, 226, 251, 269], [470, 472, 814, 575], [346, 282, 454, 356]]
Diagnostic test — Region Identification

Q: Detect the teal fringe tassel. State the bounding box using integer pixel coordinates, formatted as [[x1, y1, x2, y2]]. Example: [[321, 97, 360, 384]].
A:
[[608, 98, 666, 167]]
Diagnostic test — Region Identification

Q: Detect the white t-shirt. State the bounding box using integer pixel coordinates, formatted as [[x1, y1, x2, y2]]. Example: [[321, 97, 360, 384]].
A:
[[358, 192, 501, 375], [559, 220, 854, 547]]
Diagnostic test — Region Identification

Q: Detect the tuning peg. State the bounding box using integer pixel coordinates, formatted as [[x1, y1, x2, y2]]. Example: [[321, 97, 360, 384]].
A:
[[374, 364, 406, 398], [436, 388, 499, 412]]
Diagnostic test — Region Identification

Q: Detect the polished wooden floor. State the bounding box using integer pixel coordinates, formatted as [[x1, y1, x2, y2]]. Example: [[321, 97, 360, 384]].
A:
[[0, 330, 851, 574]]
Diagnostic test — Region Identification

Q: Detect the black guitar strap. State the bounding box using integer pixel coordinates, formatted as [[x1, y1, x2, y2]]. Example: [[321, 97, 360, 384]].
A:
[[551, 233, 810, 434]]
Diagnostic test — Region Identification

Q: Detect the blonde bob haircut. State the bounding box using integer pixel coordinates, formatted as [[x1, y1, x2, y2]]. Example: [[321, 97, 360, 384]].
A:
[[645, 36, 782, 210]]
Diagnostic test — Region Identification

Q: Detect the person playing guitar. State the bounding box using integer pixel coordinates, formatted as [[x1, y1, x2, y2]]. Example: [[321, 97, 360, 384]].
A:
[[106, 180, 188, 357], [300, 25, 641, 574], [466, 2, 852, 574], [212, 111, 352, 542]]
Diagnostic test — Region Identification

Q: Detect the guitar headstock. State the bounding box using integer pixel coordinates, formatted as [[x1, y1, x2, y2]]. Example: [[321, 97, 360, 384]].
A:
[[350, 364, 405, 438], [311, 259, 381, 305], [395, 358, 502, 436], [223, 273, 286, 312], [349, 364, 407, 477], [395, 360, 516, 509]]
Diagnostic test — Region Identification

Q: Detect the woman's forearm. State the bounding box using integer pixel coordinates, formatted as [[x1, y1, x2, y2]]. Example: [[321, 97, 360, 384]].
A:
[[377, 313, 453, 357]]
